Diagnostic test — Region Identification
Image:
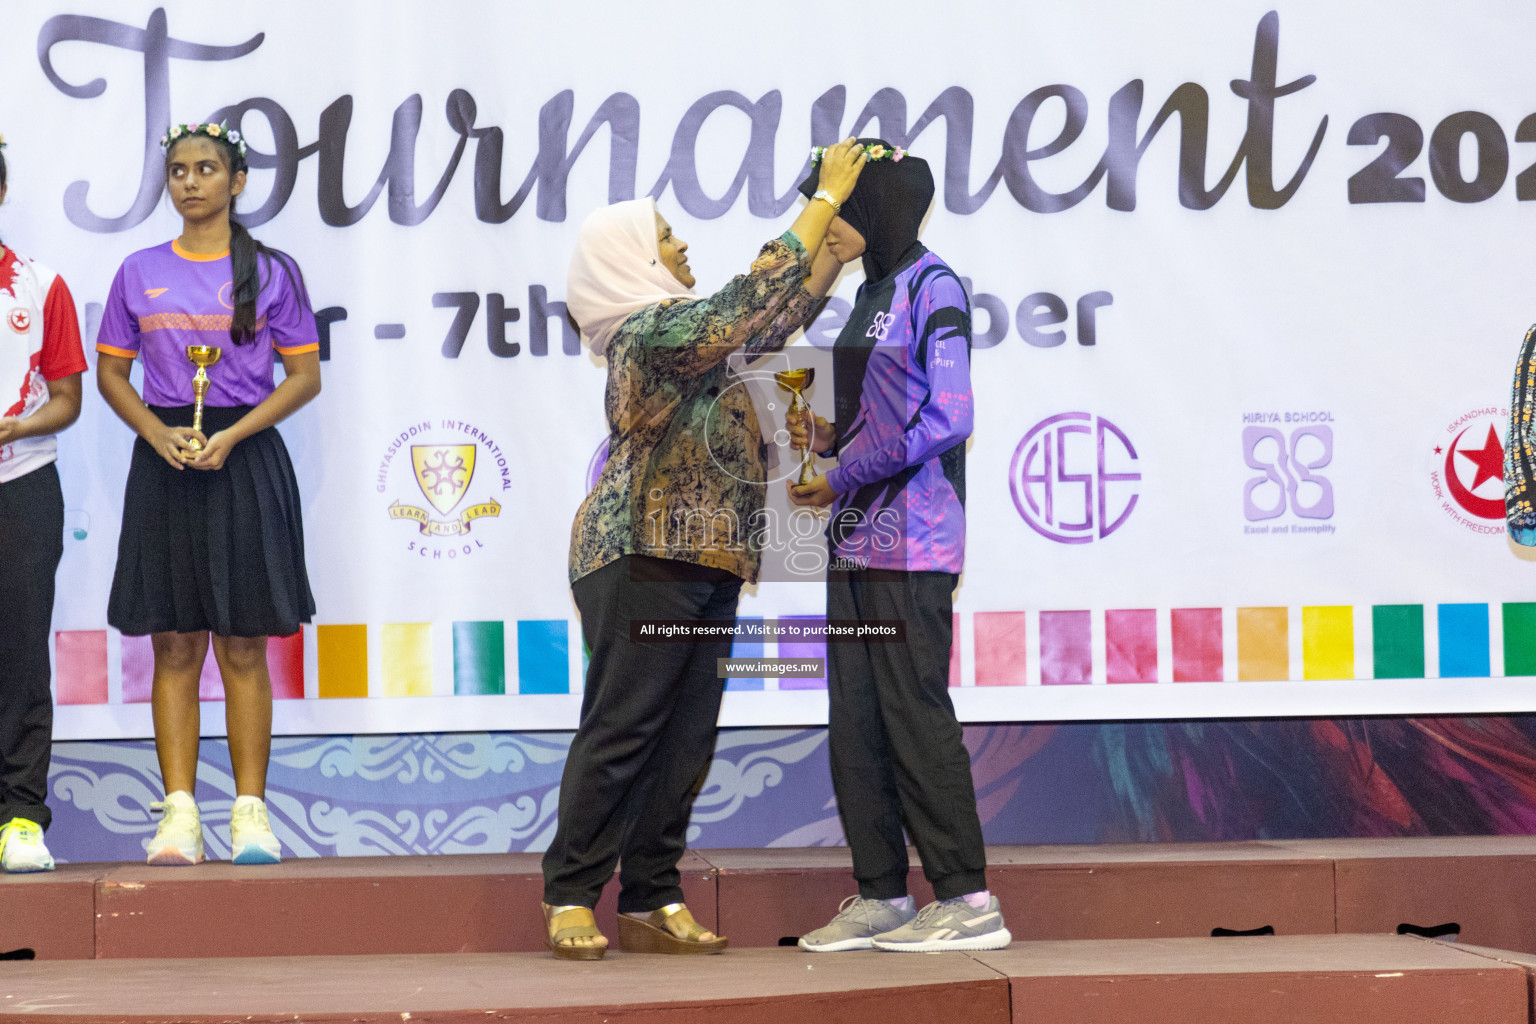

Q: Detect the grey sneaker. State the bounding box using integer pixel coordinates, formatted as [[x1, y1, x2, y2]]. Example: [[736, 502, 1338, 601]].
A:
[[799, 895, 917, 952], [871, 894, 1012, 952]]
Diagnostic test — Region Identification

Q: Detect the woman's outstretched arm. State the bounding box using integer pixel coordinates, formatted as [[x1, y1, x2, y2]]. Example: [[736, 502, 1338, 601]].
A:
[[638, 140, 868, 376]]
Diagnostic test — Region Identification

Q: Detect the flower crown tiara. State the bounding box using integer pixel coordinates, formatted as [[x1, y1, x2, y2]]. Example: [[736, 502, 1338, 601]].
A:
[[159, 121, 247, 160], [810, 142, 906, 165]]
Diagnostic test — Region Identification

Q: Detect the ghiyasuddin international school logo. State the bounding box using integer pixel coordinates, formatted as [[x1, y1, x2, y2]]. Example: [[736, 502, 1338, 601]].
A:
[[1429, 406, 1507, 536], [378, 420, 510, 558], [1011, 412, 1140, 544]]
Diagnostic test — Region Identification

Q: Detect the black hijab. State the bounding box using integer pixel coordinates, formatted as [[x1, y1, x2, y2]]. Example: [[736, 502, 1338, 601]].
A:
[[798, 138, 935, 283]]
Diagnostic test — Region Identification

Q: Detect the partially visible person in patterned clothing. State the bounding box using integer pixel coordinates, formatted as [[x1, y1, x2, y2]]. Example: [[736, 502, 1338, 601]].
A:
[[787, 139, 1009, 954], [1506, 323, 1536, 545], [538, 139, 868, 961]]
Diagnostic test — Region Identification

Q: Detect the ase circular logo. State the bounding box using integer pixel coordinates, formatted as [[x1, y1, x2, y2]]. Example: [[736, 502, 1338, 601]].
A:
[[1010, 412, 1141, 544]]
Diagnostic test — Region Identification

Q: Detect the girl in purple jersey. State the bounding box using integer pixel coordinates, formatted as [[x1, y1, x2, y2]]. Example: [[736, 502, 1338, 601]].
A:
[[97, 121, 321, 867], [787, 140, 1009, 953]]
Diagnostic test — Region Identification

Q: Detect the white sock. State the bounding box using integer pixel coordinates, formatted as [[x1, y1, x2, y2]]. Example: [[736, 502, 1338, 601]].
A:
[[962, 890, 991, 909], [232, 795, 266, 812], [886, 895, 915, 913]]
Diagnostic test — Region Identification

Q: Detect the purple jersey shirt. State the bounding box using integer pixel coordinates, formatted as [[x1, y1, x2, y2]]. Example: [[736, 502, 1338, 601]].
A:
[[96, 240, 319, 407], [823, 246, 973, 574]]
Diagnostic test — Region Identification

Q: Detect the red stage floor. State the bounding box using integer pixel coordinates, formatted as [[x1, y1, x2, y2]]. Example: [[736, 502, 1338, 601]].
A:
[[0, 937, 1526, 1023], [9, 837, 1536, 960]]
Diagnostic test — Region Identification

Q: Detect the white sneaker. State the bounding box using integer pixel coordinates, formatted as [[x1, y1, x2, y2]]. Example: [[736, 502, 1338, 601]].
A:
[[230, 796, 281, 865], [0, 818, 55, 872], [146, 791, 204, 865], [799, 896, 916, 952], [871, 894, 1012, 952]]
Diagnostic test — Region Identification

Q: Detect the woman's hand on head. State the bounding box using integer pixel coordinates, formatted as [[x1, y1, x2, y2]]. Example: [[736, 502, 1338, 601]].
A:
[[151, 425, 204, 471], [817, 138, 868, 205]]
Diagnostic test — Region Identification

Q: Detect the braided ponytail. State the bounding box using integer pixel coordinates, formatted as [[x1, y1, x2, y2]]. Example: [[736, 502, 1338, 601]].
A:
[[228, 215, 259, 344]]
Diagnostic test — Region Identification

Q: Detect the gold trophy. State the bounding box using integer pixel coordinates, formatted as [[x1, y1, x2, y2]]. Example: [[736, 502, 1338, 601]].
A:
[[185, 345, 223, 453], [774, 368, 817, 486]]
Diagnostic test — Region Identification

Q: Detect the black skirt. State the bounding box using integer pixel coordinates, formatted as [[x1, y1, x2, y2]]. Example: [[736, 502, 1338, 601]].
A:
[[107, 404, 316, 638]]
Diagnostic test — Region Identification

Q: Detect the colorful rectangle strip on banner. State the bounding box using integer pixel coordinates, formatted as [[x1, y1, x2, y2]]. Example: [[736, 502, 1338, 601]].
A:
[[1372, 605, 1425, 679], [727, 617, 763, 691], [269, 631, 305, 700], [1171, 608, 1223, 682], [317, 624, 368, 698], [1503, 603, 1536, 677], [1039, 610, 1091, 685], [380, 623, 433, 697], [1439, 604, 1490, 678], [53, 630, 107, 705], [974, 612, 1027, 687], [518, 620, 569, 694], [453, 621, 505, 696], [120, 634, 153, 704], [1237, 607, 1288, 682], [1302, 606, 1354, 680], [777, 616, 827, 690], [51, 601, 1533, 712], [1106, 609, 1157, 684]]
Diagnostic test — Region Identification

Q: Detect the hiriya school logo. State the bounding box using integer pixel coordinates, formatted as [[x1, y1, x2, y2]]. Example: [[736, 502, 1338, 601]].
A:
[[1010, 412, 1140, 544], [7, 308, 30, 334], [1241, 411, 1335, 536], [1429, 406, 1507, 536], [377, 420, 510, 559]]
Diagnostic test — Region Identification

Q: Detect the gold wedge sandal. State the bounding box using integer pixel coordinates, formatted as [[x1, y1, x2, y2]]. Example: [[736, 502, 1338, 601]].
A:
[[542, 902, 608, 960], [617, 903, 728, 954]]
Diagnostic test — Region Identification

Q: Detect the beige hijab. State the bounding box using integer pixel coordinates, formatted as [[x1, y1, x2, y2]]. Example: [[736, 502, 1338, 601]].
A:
[[566, 197, 697, 357]]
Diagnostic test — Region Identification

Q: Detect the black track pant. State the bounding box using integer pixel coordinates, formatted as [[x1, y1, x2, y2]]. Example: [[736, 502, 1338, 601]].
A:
[[0, 464, 62, 831], [543, 555, 741, 912], [827, 568, 986, 901]]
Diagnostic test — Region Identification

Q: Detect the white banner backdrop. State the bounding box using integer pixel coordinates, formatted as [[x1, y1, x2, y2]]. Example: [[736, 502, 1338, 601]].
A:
[[8, 0, 1536, 740]]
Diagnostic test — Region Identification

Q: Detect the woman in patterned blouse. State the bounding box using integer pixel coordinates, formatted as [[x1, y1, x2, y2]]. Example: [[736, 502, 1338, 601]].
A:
[[1508, 324, 1536, 545], [540, 140, 867, 960]]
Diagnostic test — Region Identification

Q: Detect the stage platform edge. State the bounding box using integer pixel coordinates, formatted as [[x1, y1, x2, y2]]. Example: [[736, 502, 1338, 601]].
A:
[[89, 851, 717, 960], [707, 841, 1336, 947], [7, 838, 1536, 960], [1277, 836, 1536, 955], [1, 937, 1529, 1024]]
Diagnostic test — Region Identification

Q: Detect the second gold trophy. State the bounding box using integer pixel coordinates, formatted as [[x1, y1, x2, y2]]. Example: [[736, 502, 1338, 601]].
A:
[[185, 345, 223, 453], [774, 367, 817, 486]]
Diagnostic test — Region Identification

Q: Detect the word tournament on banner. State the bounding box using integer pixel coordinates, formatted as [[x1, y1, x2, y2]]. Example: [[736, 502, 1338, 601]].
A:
[[8, 0, 1533, 739]]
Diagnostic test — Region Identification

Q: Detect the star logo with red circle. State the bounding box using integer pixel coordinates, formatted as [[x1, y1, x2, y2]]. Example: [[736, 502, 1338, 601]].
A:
[[1429, 408, 1507, 536], [7, 308, 30, 334]]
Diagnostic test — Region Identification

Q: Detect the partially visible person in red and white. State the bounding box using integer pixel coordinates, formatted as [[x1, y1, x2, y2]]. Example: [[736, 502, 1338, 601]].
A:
[[0, 133, 87, 873]]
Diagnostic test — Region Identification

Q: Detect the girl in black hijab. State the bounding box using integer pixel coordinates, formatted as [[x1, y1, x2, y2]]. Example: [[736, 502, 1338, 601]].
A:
[[787, 140, 1009, 952]]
